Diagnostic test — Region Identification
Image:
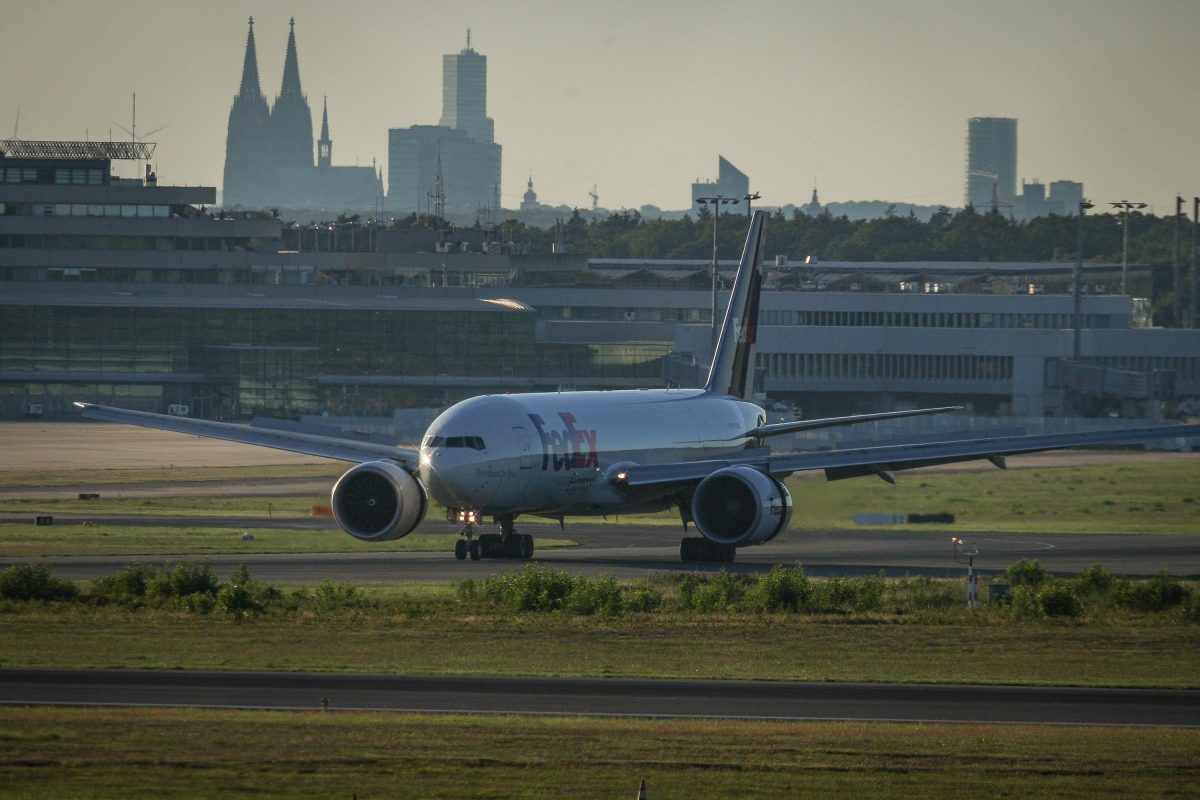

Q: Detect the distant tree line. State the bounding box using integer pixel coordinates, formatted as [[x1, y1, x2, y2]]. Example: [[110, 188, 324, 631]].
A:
[[482, 206, 1197, 328]]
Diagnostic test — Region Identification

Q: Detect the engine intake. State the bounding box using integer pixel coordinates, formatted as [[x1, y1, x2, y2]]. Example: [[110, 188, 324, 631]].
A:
[[331, 460, 427, 542], [691, 465, 792, 546]]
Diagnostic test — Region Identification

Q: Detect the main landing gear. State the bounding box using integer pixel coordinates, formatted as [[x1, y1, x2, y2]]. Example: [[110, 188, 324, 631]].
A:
[[453, 512, 534, 561], [679, 537, 737, 564]]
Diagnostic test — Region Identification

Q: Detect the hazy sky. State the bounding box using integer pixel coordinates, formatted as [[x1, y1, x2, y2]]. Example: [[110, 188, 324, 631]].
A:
[[6, 0, 1200, 213]]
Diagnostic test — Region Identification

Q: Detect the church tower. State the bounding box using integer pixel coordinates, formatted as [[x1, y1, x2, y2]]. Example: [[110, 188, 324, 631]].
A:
[[270, 18, 314, 170], [223, 17, 272, 207], [317, 97, 332, 169]]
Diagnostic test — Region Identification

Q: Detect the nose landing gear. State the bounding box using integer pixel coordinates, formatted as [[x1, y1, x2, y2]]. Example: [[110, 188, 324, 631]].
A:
[[452, 511, 534, 561]]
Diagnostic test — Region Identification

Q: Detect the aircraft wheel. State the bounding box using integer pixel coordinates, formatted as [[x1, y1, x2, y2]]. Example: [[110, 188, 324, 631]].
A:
[[520, 534, 534, 560], [469, 540, 483, 561], [454, 539, 468, 560]]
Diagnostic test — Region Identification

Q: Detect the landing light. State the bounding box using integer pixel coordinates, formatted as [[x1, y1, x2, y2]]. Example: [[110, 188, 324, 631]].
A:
[[455, 509, 478, 524]]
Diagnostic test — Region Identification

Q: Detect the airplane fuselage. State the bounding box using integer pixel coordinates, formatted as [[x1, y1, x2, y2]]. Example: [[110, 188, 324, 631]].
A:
[[419, 389, 765, 517]]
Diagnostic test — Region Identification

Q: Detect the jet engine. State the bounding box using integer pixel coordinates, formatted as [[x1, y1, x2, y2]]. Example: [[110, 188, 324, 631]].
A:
[[690, 465, 792, 546], [331, 460, 427, 542]]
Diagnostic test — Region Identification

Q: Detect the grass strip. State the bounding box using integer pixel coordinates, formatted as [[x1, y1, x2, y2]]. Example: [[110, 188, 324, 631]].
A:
[[786, 460, 1200, 533], [0, 706, 1197, 799], [5, 461, 1199, 534], [1, 612, 1196, 688], [0, 523, 575, 557]]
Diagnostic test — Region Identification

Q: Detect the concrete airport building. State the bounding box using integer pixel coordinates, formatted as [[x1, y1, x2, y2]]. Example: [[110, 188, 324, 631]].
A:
[[2, 140, 1198, 442]]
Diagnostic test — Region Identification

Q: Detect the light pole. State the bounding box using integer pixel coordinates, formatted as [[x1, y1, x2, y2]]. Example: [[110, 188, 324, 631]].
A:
[[1110, 200, 1147, 295], [743, 191, 761, 219], [1174, 196, 1184, 327], [696, 195, 738, 350], [1073, 200, 1094, 362], [1193, 197, 1199, 329]]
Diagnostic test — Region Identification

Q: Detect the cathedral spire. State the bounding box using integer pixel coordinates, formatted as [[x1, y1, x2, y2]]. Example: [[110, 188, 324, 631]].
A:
[[237, 16, 264, 101], [317, 96, 332, 169], [270, 18, 314, 169], [279, 16, 304, 100]]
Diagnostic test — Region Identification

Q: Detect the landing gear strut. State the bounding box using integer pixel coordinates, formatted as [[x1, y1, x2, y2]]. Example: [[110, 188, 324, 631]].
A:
[[680, 537, 736, 563], [453, 512, 533, 560]]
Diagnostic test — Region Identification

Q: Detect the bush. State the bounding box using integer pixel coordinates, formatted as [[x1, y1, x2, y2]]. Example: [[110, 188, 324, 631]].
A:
[[479, 567, 576, 613], [687, 571, 748, 613], [811, 575, 888, 614], [564, 574, 622, 616], [621, 585, 663, 614], [1114, 574, 1189, 613], [1075, 563, 1114, 596], [1009, 585, 1042, 619], [313, 580, 366, 612], [896, 576, 959, 610], [149, 560, 220, 599], [91, 563, 155, 604], [743, 565, 809, 612], [1037, 582, 1083, 618], [1006, 560, 1047, 588], [0, 563, 78, 602]]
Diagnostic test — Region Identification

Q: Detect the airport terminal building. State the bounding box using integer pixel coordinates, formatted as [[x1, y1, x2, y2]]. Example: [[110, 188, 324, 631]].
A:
[[2, 141, 1198, 434]]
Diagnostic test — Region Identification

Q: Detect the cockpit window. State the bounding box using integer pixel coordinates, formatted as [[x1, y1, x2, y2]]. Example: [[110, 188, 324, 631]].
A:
[[424, 435, 485, 450]]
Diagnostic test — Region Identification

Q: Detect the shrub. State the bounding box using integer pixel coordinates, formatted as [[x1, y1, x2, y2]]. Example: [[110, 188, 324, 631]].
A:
[[897, 576, 959, 610], [0, 563, 78, 602], [1114, 574, 1189, 613], [91, 563, 156, 604], [1036, 582, 1083, 618], [564, 574, 623, 616], [149, 560, 219, 599], [687, 571, 748, 613], [1009, 585, 1042, 619], [313, 580, 366, 612], [621, 585, 663, 614], [1074, 563, 1114, 596], [743, 565, 809, 612], [1006, 560, 1047, 588], [481, 567, 576, 613]]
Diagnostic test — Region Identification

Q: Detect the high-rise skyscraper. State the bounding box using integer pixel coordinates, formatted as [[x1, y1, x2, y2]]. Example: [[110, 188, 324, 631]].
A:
[[965, 117, 1017, 210], [388, 33, 501, 218], [439, 30, 494, 145]]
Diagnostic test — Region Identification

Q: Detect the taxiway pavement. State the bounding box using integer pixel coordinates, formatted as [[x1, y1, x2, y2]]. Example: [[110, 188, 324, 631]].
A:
[[2, 669, 1196, 727]]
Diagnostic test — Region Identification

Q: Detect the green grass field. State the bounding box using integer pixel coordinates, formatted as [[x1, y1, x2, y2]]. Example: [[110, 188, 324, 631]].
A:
[[2, 607, 1196, 688], [0, 707, 1196, 799], [0, 523, 575, 557], [786, 461, 1200, 533], [4, 459, 1198, 535]]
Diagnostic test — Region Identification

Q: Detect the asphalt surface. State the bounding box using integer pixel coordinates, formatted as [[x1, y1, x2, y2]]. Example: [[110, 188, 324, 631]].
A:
[[2, 669, 1196, 727], [10, 519, 1200, 581]]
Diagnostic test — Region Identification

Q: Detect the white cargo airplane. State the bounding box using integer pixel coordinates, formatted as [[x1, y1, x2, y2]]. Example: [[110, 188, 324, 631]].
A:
[[77, 211, 1198, 562]]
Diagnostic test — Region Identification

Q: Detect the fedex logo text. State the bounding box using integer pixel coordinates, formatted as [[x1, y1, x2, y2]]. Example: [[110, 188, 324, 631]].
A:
[[528, 412, 599, 471]]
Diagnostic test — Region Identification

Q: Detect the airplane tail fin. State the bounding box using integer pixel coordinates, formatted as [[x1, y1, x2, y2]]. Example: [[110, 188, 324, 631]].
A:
[[703, 209, 767, 399]]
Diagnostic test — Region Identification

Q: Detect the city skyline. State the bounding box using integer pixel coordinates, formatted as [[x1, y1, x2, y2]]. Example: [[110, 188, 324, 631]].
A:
[[5, 0, 1200, 214]]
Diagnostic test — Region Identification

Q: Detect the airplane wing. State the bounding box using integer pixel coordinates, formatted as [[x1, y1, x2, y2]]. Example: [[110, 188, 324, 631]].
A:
[[616, 423, 1199, 488], [748, 405, 962, 438], [74, 402, 419, 468]]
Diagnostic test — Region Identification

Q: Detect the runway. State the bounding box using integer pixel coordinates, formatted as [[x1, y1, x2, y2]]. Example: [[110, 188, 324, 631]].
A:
[[2, 668, 1196, 727], [14, 523, 1200, 582]]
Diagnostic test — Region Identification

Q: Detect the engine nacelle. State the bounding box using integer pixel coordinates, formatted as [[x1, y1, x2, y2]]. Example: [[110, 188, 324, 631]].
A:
[[331, 460, 427, 542], [691, 465, 792, 546]]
